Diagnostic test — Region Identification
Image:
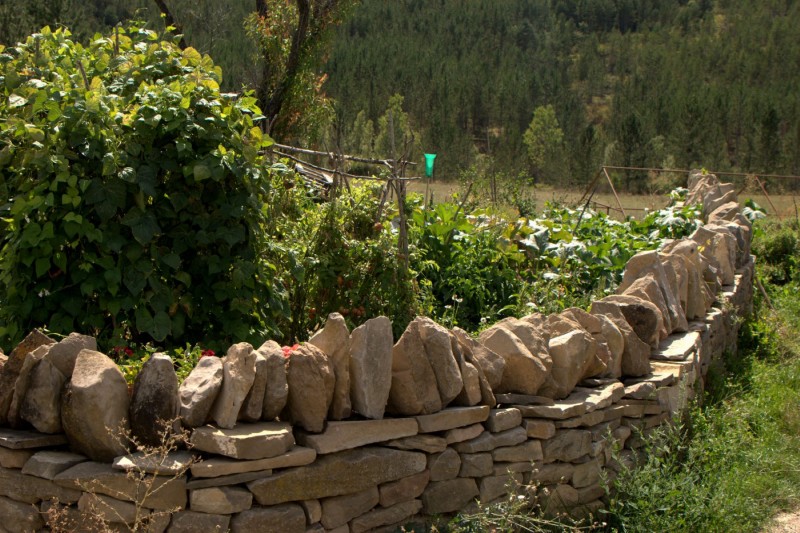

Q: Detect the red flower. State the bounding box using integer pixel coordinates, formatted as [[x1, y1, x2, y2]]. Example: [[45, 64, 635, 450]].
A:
[[282, 344, 300, 358], [201, 349, 216, 358], [112, 346, 133, 357]]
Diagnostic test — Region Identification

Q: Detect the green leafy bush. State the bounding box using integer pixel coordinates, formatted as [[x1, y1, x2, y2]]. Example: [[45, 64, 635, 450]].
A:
[[0, 24, 276, 347]]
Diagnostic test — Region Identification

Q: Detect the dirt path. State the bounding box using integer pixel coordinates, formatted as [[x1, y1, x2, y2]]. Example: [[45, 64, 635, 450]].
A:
[[765, 510, 800, 532]]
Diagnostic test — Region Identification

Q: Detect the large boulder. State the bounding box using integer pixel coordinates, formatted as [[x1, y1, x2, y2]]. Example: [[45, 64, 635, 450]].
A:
[[309, 313, 352, 420], [285, 343, 335, 433], [0, 330, 55, 425], [210, 343, 257, 429], [179, 356, 223, 428], [258, 341, 289, 421], [452, 328, 505, 390], [129, 354, 179, 446], [20, 358, 66, 434], [590, 302, 651, 377], [46, 333, 97, 378], [61, 350, 130, 461], [417, 317, 464, 407], [388, 319, 441, 416], [478, 326, 548, 395], [349, 317, 394, 420]]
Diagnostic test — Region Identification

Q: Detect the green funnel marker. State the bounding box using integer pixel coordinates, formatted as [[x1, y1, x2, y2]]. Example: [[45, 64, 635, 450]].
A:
[[424, 153, 437, 178]]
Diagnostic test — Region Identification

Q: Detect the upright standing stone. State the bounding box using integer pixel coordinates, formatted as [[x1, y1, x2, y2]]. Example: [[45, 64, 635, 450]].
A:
[[478, 326, 548, 395], [0, 330, 55, 425], [452, 328, 505, 390], [285, 344, 335, 433], [20, 358, 66, 434], [61, 350, 130, 462], [591, 302, 651, 377], [417, 318, 464, 406], [210, 343, 257, 429], [130, 353, 179, 446], [46, 333, 97, 378], [309, 313, 352, 420], [349, 317, 393, 420], [539, 330, 596, 400], [259, 341, 289, 421], [388, 319, 441, 416], [179, 356, 223, 428], [239, 352, 268, 422]]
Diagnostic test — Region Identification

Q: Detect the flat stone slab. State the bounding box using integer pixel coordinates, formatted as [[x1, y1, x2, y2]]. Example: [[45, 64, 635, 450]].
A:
[[190, 446, 316, 478], [0, 466, 81, 504], [186, 469, 274, 490], [623, 371, 676, 388], [298, 418, 418, 454], [112, 450, 194, 476], [494, 394, 554, 406], [384, 435, 447, 454], [21, 451, 86, 480], [415, 406, 489, 433], [0, 429, 67, 449], [190, 421, 294, 460], [247, 447, 426, 505], [652, 332, 700, 361]]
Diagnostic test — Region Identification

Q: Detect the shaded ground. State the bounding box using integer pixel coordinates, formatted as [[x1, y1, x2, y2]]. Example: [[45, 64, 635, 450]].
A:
[[766, 510, 800, 533]]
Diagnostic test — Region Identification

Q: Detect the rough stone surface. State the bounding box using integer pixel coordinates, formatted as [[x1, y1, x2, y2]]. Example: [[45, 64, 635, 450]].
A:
[[415, 406, 489, 433], [0, 466, 81, 504], [229, 504, 306, 533], [309, 313, 352, 420], [388, 319, 442, 416], [53, 461, 186, 510], [247, 447, 426, 505], [300, 499, 321, 524], [428, 448, 461, 481], [619, 250, 688, 333], [602, 294, 664, 348], [622, 273, 672, 337], [458, 452, 493, 477], [379, 470, 430, 507], [486, 408, 522, 433], [130, 353, 180, 447], [524, 419, 556, 440], [480, 473, 523, 503], [479, 326, 548, 395], [0, 495, 45, 532], [0, 428, 67, 449], [19, 357, 65, 434], [597, 314, 624, 378], [384, 434, 447, 454], [78, 492, 144, 524], [190, 486, 252, 514], [0, 330, 55, 425], [179, 356, 223, 428], [190, 422, 294, 460], [320, 487, 379, 529], [541, 430, 592, 463], [186, 470, 274, 490], [61, 349, 130, 462], [298, 418, 418, 454], [349, 317, 394, 420], [453, 427, 527, 454], [8, 345, 50, 427], [417, 317, 464, 406], [444, 423, 485, 444], [258, 341, 289, 421], [285, 343, 335, 433], [21, 451, 86, 480], [168, 510, 230, 533], [0, 447, 33, 468], [190, 446, 315, 478], [492, 440, 543, 463], [46, 332, 97, 378], [239, 352, 268, 422], [210, 343, 257, 429], [540, 329, 596, 399], [591, 301, 652, 376], [350, 499, 423, 533], [113, 450, 194, 476], [421, 478, 479, 514], [452, 328, 505, 390]]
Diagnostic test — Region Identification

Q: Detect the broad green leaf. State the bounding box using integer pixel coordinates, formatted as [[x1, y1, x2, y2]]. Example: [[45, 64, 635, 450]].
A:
[[193, 164, 211, 181]]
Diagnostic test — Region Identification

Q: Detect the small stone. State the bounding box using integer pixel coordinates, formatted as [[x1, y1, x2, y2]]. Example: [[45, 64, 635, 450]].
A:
[[530, 463, 575, 484], [458, 453, 493, 477], [185, 470, 273, 490], [300, 499, 322, 524], [78, 492, 145, 524], [541, 430, 592, 463], [167, 510, 230, 533], [444, 423, 484, 444], [421, 478, 478, 514], [190, 486, 252, 514], [297, 418, 418, 455], [480, 473, 522, 503], [495, 393, 554, 406], [486, 408, 522, 433], [523, 420, 555, 440], [320, 487, 379, 529], [190, 422, 294, 460], [309, 313, 352, 420], [349, 317, 394, 420], [554, 409, 606, 429], [492, 440, 543, 463], [179, 356, 223, 428], [384, 434, 447, 454], [258, 340, 289, 421], [0, 495, 45, 532], [350, 499, 423, 533], [239, 351, 268, 422], [130, 353, 180, 447], [623, 381, 657, 400], [540, 483, 579, 517], [428, 448, 460, 481], [653, 331, 701, 361], [379, 470, 430, 507], [229, 504, 306, 533], [572, 458, 601, 488], [0, 447, 33, 468], [21, 451, 86, 480], [454, 427, 527, 453], [0, 467, 81, 504], [415, 406, 489, 433], [210, 343, 257, 429], [492, 462, 535, 475], [60, 349, 130, 462]]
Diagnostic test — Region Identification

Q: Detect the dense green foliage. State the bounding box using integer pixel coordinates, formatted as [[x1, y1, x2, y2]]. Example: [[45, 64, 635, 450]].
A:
[[324, 1, 800, 185], [0, 24, 278, 347]]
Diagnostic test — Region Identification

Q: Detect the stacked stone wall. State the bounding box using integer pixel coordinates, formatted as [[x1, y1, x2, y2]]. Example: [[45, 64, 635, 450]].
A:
[[0, 172, 754, 532]]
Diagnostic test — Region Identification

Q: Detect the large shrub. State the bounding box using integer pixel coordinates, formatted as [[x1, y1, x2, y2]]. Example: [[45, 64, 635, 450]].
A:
[[0, 24, 278, 347]]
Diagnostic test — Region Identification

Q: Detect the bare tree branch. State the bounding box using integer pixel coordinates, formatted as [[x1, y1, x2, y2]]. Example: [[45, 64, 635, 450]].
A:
[[152, 0, 188, 49]]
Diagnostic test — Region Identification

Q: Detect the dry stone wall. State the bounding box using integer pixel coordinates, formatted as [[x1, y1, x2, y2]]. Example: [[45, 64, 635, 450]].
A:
[[0, 172, 755, 532]]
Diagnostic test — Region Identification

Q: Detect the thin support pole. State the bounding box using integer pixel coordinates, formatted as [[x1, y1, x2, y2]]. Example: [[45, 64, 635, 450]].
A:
[[754, 175, 780, 217], [602, 166, 627, 218]]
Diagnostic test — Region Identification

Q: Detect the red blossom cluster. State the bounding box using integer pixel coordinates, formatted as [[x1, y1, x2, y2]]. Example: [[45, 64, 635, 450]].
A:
[[200, 349, 216, 358], [111, 346, 134, 357], [282, 344, 300, 358]]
